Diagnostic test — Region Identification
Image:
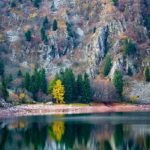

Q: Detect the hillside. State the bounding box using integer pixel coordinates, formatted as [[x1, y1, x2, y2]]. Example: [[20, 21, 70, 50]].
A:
[[0, 0, 150, 103]]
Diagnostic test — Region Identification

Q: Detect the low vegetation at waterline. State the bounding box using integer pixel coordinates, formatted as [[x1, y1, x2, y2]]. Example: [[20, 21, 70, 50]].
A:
[[0, 58, 150, 105]]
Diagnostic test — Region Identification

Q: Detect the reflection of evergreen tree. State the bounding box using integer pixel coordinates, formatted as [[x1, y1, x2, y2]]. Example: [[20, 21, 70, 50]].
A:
[[24, 123, 48, 150], [145, 135, 150, 149], [60, 123, 92, 149], [114, 124, 124, 147], [104, 140, 112, 150], [0, 126, 8, 150]]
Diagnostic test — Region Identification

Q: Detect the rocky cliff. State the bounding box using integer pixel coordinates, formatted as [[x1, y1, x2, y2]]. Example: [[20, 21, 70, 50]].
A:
[[0, 0, 150, 102]]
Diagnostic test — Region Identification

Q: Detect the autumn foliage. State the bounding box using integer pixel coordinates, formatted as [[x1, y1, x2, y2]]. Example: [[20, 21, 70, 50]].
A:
[[52, 80, 65, 104]]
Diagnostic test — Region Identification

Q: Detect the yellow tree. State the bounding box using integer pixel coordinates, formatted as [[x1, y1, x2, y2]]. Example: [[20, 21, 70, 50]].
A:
[[52, 80, 65, 104]]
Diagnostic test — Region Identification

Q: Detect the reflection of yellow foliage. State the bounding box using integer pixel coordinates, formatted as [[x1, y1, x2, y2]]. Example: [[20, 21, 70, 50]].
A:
[[52, 80, 65, 104], [49, 121, 65, 142]]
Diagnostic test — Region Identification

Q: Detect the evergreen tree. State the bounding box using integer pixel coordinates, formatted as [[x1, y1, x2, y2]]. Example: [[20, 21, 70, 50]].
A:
[[30, 68, 40, 99], [24, 72, 31, 91], [0, 59, 4, 77], [40, 28, 48, 43], [17, 70, 23, 77], [1, 79, 9, 100], [112, 0, 118, 6], [113, 70, 123, 97], [66, 22, 73, 37], [10, 0, 16, 8], [82, 73, 92, 103], [144, 67, 150, 82], [103, 54, 112, 76], [124, 39, 136, 56], [76, 74, 83, 101], [48, 78, 57, 94], [40, 68, 47, 94], [43, 16, 50, 29], [53, 19, 58, 31], [25, 30, 32, 42], [62, 69, 76, 103], [33, 0, 41, 8], [7, 74, 13, 83]]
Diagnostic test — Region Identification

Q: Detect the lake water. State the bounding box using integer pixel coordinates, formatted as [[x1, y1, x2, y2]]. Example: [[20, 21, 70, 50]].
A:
[[0, 112, 150, 150]]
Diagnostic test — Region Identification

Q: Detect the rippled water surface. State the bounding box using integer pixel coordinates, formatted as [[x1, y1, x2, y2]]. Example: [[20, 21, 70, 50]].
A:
[[0, 112, 150, 150]]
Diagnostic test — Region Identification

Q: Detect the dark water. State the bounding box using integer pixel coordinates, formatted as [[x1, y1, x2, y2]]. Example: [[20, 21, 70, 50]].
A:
[[0, 112, 150, 150]]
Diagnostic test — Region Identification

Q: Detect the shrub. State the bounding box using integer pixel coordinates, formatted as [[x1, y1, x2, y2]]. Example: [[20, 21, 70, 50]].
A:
[[130, 96, 138, 103]]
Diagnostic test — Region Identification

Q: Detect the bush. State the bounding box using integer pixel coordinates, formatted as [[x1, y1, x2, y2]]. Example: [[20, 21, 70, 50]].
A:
[[130, 96, 138, 103]]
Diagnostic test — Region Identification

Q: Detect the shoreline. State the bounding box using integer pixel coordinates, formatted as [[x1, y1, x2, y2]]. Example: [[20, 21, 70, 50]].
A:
[[0, 103, 150, 119]]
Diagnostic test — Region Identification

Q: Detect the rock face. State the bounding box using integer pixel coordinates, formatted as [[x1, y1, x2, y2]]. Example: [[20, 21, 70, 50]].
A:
[[125, 79, 150, 103], [0, 0, 150, 101]]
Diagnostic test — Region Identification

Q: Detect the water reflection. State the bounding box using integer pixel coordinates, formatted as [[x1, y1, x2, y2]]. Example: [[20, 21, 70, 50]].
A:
[[0, 115, 150, 150]]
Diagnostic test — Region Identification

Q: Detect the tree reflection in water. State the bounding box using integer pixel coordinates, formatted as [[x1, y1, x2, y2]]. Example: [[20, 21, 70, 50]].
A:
[[0, 119, 150, 150]]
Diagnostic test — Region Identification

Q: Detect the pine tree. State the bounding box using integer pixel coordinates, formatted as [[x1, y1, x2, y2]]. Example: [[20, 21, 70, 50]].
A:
[[24, 72, 31, 91], [103, 54, 112, 76], [25, 30, 32, 42], [33, 0, 41, 8], [144, 67, 150, 82], [40, 28, 48, 43], [112, 0, 118, 6], [1, 79, 9, 100], [53, 19, 58, 31], [43, 16, 50, 29], [52, 80, 65, 104], [7, 74, 13, 83], [62, 69, 76, 103], [30, 68, 40, 99], [48, 78, 57, 94], [10, 0, 16, 8], [113, 70, 123, 97], [124, 39, 136, 56], [0, 59, 4, 77], [40, 68, 47, 94], [76, 74, 83, 101], [66, 22, 73, 37], [17, 70, 23, 77], [82, 73, 92, 103]]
